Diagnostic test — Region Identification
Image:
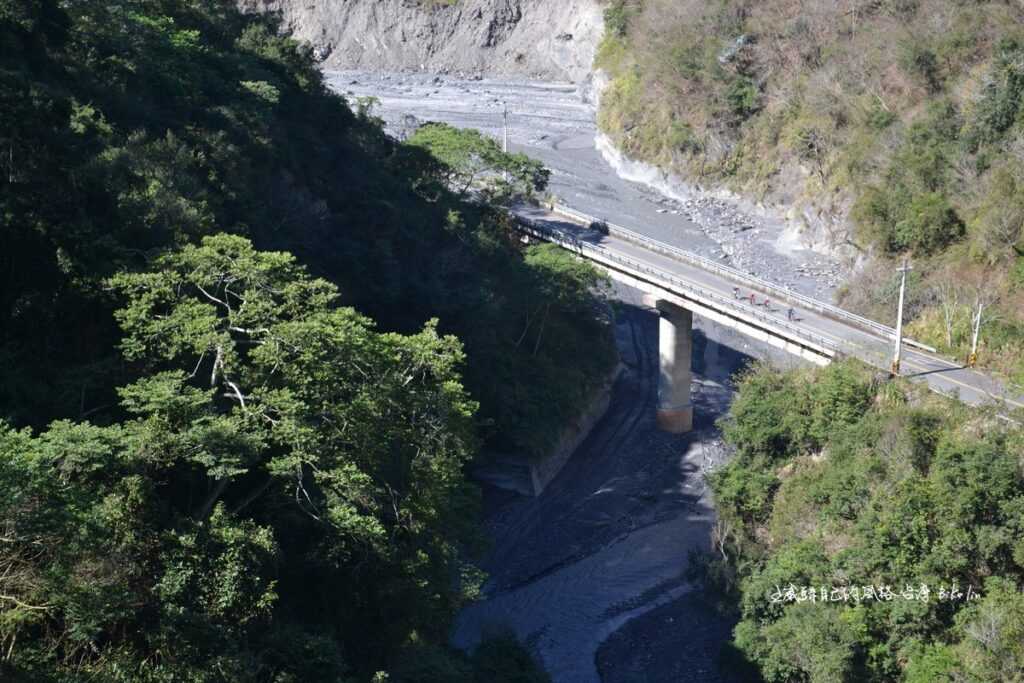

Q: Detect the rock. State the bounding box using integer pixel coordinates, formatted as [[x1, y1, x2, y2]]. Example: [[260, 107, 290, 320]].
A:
[[237, 0, 604, 83]]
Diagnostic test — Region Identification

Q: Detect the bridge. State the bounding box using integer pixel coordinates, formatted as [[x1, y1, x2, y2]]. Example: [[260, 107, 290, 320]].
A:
[[513, 203, 1024, 433]]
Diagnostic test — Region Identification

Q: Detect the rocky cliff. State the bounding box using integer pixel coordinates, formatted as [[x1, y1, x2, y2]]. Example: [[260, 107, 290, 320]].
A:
[[239, 0, 603, 83]]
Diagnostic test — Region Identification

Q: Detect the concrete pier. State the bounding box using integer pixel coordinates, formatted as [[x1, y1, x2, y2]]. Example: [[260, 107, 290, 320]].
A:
[[656, 301, 694, 433]]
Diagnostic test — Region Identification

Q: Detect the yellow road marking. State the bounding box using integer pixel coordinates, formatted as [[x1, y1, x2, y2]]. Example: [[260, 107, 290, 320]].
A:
[[901, 357, 1024, 410]]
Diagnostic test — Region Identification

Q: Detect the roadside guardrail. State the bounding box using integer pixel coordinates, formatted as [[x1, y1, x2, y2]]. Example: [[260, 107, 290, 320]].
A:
[[516, 216, 840, 358], [543, 203, 938, 354]]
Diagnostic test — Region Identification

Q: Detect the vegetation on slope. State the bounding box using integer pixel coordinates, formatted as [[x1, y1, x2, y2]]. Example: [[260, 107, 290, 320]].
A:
[[0, 0, 614, 679], [596, 0, 1024, 385], [705, 360, 1024, 682]]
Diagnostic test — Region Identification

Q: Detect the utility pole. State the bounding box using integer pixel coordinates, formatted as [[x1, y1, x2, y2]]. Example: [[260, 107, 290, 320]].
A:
[[969, 308, 981, 368], [502, 102, 510, 183], [502, 102, 509, 155], [891, 258, 912, 376], [968, 293, 991, 368]]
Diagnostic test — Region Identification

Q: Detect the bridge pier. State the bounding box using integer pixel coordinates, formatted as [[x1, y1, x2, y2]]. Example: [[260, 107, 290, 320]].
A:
[[656, 301, 694, 434]]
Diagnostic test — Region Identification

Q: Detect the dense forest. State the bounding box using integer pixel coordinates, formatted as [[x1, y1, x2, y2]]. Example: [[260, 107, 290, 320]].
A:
[[596, 0, 1024, 386], [706, 360, 1024, 681], [0, 0, 615, 680]]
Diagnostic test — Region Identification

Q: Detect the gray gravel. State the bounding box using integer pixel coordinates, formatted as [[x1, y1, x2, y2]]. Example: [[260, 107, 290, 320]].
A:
[[325, 70, 844, 299], [322, 72, 820, 681], [450, 284, 807, 682]]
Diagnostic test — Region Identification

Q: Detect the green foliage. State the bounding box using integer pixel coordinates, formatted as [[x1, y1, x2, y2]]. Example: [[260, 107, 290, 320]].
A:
[[952, 576, 1024, 680], [1, 236, 487, 680], [406, 122, 549, 202], [725, 76, 761, 121], [969, 159, 1024, 261], [602, 0, 635, 39], [893, 192, 965, 255], [711, 362, 1024, 682], [966, 37, 1024, 147], [592, 0, 1024, 274], [853, 103, 966, 255], [900, 39, 942, 93], [0, 0, 616, 679]]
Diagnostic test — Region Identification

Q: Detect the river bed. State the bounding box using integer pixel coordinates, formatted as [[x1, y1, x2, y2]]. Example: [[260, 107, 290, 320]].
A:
[[325, 70, 844, 299], [321, 72, 810, 681]]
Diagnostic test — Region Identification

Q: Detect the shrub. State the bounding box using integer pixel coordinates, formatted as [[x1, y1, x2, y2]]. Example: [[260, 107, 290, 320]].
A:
[[900, 40, 942, 93], [967, 38, 1024, 147], [603, 0, 632, 38], [726, 76, 761, 121], [1010, 258, 1024, 290], [893, 192, 965, 255]]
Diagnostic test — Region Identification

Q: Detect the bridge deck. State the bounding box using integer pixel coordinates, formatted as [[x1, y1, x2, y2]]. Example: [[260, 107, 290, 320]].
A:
[[515, 204, 1024, 413]]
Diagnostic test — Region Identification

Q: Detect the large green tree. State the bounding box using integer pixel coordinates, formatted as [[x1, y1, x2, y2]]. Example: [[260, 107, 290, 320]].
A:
[[1, 236, 482, 681]]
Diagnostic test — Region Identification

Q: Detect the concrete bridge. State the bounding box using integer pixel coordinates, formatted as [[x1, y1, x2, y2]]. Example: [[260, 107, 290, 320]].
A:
[[514, 203, 1024, 433]]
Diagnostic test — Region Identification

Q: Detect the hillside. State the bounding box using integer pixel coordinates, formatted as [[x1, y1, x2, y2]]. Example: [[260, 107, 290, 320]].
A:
[[0, 0, 612, 680], [596, 0, 1024, 385], [707, 360, 1024, 681], [237, 0, 603, 83]]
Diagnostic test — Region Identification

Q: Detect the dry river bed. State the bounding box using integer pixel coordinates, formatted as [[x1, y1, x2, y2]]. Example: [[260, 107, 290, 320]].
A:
[[451, 284, 803, 682], [326, 70, 844, 299], [321, 72, 819, 680]]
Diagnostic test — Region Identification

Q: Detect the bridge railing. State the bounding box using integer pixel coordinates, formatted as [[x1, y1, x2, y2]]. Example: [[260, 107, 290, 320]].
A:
[[516, 216, 841, 356], [542, 203, 937, 354]]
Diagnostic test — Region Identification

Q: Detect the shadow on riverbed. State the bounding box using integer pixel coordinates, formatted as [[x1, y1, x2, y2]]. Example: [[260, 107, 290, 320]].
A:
[[454, 293, 788, 682]]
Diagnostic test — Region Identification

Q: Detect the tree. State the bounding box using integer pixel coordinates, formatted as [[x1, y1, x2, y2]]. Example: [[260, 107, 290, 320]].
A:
[[893, 192, 965, 256], [954, 577, 1024, 681], [0, 235, 483, 680], [931, 266, 964, 348], [961, 269, 1004, 366], [406, 122, 550, 203]]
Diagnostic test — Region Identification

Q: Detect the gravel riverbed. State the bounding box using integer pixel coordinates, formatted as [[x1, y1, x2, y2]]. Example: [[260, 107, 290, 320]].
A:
[[326, 70, 844, 299], [451, 284, 803, 682], [322, 72, 816, 680]]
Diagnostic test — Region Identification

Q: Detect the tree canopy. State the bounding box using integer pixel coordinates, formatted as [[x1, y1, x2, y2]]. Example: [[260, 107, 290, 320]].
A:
[[707, 361, 1024, 682], [0, 0, 610, 679], [406, 122, 550, 203]]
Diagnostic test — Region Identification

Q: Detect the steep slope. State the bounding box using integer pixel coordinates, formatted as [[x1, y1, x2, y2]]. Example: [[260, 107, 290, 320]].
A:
[[0, 0, 611, 680], [596, 0, 1024, 385], [238, 0, 603, 82]]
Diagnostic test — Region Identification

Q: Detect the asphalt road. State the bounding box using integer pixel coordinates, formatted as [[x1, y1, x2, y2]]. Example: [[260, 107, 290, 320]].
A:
[[517, 204, 1024, 413]]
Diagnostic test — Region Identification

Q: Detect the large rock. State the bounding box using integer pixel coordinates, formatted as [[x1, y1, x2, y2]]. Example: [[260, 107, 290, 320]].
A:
[[239, 0, 603, 83]]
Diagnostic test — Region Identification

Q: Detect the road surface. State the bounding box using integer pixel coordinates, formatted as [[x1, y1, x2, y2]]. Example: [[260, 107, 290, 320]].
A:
[[517, 203, 1024, 413], [326, 71, 845, 299]]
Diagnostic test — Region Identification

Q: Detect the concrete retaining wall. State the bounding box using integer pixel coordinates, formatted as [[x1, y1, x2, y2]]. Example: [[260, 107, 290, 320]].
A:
[[529, 362, 623, 495]]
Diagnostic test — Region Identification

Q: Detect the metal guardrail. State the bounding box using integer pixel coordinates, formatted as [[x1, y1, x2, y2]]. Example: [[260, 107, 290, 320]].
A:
[[544, 203, 938, 354], [516, 217, 840, 357]]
